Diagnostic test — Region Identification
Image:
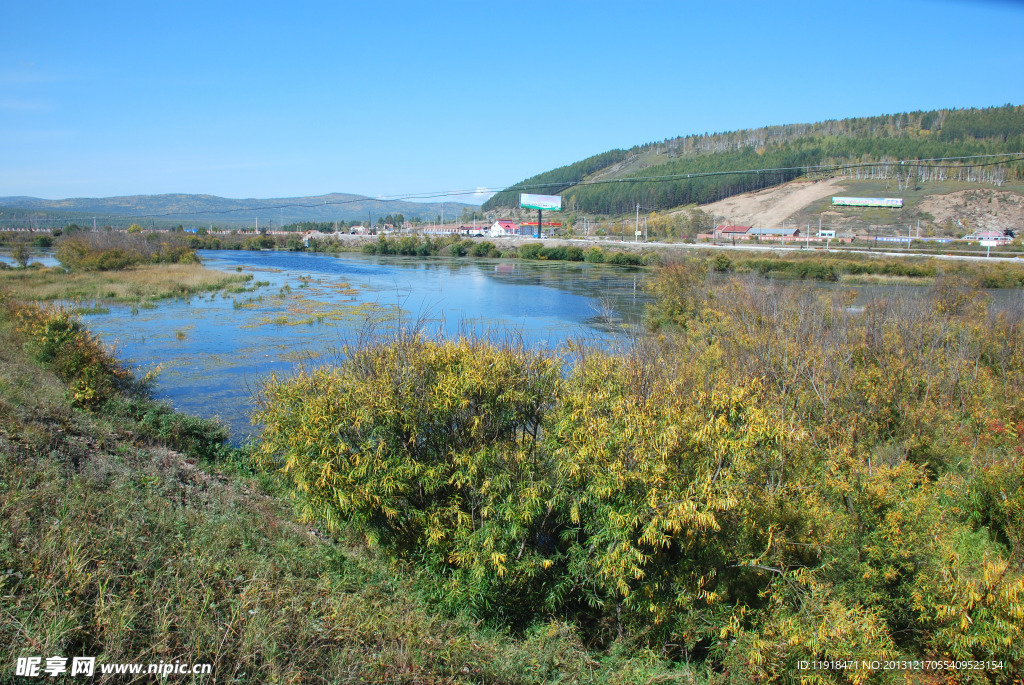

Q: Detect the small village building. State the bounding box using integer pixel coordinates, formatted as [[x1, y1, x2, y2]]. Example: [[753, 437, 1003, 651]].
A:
[[301, 230, 331, 246], [716, 225, 752, 239], [965, 230, 1013, 244], [748, 227, 800, 239], [489, 220, 522, 238], [422, 225, 461, 236]]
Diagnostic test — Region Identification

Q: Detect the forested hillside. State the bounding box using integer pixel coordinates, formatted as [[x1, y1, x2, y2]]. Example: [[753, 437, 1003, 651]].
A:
[[484, 105, 1024, 215]]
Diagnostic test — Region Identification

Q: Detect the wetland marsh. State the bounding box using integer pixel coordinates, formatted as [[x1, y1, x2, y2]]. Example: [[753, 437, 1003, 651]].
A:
[[77, 251, 651, 438]]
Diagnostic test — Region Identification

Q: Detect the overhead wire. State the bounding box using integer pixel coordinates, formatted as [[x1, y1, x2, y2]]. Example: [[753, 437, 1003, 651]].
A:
[[9, 152, 1024, 223]]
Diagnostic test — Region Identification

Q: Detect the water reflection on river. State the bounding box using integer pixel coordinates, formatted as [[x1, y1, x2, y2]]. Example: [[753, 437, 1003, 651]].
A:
[[81, 251, 650, 440]]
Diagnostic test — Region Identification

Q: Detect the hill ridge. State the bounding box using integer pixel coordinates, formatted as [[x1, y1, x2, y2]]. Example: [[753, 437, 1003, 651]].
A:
[[483, 104, 1024, 215], [0, 192, 475, 229]]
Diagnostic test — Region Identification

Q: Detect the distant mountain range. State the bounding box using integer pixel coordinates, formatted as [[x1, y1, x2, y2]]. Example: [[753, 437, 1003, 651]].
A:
[[0, 192, 476, 229]]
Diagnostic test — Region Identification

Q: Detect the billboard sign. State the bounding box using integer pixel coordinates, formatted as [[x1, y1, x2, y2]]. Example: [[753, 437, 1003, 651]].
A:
[[832, 197, 903, 208], [520, 193, 562, 211]]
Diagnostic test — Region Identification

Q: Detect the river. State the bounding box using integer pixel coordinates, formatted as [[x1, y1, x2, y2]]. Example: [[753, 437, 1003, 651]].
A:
[[79, 251, 651, 440]]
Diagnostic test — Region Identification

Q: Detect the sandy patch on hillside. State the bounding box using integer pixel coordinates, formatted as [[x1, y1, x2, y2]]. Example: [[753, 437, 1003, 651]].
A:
[[918, 188, 1024, 232], [693, 178, 847, 227]]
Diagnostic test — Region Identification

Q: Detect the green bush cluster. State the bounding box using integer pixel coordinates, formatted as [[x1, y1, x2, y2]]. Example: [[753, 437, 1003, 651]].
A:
[[517, 243, 649, 265], [361, 235, 454, 256], [11, 301, 132, 408], [104, 396, 235, 463], [56, 234, 199, 271]]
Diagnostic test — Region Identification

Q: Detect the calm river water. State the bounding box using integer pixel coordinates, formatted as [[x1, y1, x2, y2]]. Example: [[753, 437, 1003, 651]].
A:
[[80, 251, 651, 440]]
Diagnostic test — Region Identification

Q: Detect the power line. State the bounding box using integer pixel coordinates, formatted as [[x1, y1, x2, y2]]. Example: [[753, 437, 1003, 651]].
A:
[[9, 152, 1024, 223]]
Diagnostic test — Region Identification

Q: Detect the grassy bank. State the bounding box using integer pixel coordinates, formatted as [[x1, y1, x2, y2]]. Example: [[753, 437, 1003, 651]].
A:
[[1, 231, 255, 305], [0, 263, 254, 303], [0, 301, 684, 682]]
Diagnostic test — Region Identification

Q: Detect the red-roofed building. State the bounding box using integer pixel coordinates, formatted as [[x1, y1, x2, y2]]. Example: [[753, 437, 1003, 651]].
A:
[[716, 225, 752, 238]]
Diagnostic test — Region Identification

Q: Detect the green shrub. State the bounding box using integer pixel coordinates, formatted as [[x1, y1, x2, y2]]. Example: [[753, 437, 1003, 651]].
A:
[[519, 243, 543, 260], [12, 303, 131, 408], [712, 253, 734, 273], [606, 251, 642, 266], [471, 241, 496, 257], [105, 397, 234, 462], [584, 247, 605, 263]]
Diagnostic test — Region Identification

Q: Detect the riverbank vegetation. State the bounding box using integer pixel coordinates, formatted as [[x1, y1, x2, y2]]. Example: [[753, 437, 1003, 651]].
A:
[[56, 232, 200, 271], [2, 250, 1023, 682], [256, 263, 1024, 681], [0, 232, 253, 303], [179, 229, 1024, 287], [0, 263, 254, 303], [0, 295, 682, 683], [712, 251, 1024, 288]]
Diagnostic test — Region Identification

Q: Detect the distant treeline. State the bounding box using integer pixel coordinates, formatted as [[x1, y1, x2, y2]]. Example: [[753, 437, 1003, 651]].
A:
[[485, 105, 1024, 215], [360, 235, 649, 265], [281, 214, 407, 232]]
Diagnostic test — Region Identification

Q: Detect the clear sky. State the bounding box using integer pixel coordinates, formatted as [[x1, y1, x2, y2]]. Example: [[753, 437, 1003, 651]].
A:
[[2, 0, 1022, 203]]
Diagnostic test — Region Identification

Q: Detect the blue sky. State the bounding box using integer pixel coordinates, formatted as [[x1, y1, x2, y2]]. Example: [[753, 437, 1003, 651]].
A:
[[2, 0, 1022, 203]]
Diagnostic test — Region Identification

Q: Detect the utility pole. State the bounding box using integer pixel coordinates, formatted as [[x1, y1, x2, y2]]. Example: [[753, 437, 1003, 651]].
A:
[[635, 203, 639, 243]]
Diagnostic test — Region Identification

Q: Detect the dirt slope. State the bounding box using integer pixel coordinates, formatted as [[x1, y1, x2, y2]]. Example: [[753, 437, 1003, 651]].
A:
[[918, 188, 1024, 233], [694, 178, 846, 227]]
